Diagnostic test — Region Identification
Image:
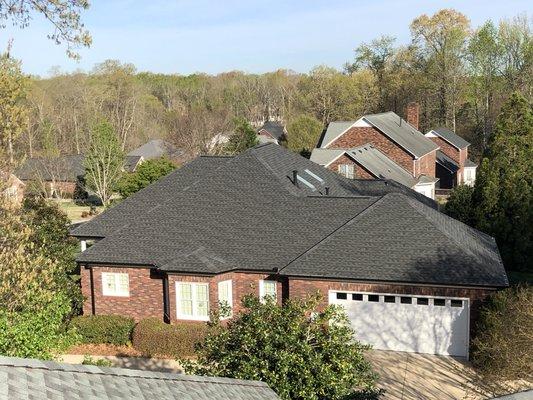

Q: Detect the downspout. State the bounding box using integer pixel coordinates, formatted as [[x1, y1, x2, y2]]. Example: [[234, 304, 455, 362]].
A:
[[163, 273, 170, 324], [89, 266, 96, 315]]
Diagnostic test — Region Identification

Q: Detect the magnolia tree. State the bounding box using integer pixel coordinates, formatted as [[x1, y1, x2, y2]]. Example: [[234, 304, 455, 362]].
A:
[[182, 295, 381, 400]]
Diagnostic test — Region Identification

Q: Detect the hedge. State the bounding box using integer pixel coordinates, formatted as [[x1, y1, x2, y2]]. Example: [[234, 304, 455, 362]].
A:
[[132, 318, 208, 358], [71, 315, 135, 345]]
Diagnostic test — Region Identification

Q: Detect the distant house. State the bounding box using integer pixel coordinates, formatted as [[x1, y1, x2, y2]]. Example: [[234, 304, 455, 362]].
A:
[[425, 127, 477, 188], [72, 143, 507, 359], [1, 172, 25, 204], [16, 154, 141, 198], [0, 356, 280, 400], [257, 121, 287, 144], [311, 104, 439, 199], [128, 139, 184, 161]]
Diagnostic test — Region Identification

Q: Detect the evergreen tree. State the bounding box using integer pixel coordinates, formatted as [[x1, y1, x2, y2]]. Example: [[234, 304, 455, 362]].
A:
[[223, 118, 258, 155], [117, 158, 176, 198], [472, 92, 533, 272]]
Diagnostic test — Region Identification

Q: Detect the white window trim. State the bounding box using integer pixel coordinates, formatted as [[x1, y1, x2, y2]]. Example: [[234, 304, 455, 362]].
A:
[[176, 282, 210, 321], [259, 279, 277, 303], [101, 272, 129, 297], [218, 280, 233, 319]]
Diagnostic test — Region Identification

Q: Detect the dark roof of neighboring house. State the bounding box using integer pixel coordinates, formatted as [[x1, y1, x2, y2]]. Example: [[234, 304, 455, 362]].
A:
[[318, 113, 439, 158], [0, 356, 279, 400], [124, 155, 143, 172], [436, 151, 460, 173], [364, 112, 439, 157], [258, 121, 285, 140], [431, 127, 470, 149], [128, 139, 182, 160], [15, 155, 85, 182], [73, 144, 507, 288]]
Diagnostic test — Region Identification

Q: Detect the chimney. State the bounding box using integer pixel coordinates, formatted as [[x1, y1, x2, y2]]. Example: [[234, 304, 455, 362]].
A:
[[292, 170, 298, 187], [406, 102, 420, 130]]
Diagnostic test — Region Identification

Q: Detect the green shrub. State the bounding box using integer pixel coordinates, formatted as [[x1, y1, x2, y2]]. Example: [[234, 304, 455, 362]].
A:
[[71, 315, 135, 345], [132, 318, 207, 358], [471, 285, 533, 381], [82, 355, 113, 367]]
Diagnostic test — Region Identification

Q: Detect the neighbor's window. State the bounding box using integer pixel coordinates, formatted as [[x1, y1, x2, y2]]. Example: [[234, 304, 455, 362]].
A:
[[368, 295, 380, 302], [338, 164, 355, 179], [384, 296, 396, 303], [259, 280, 277, 302], [176, 282, 209, 321], [218, 280, 233, 318], [434, 298, 446, 307], [352, 293, 363, 301], [451, 300, 463, 308], [102, 272, 129, 297], [417, 298, 429, 306], [336, 292, 348, 300]]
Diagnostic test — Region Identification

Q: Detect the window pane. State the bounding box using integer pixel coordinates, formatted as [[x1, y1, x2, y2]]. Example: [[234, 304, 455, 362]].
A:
[[196, 301, 208, 317], [417, 298, 429, 305], [104, 275, 116, 292], [368, 295, 379, 302], [336, 292, 347, 300], [196, 284, 208, 301], [352, 293, 363, 301], [265, 281, 276, 296], [384, 296, 396, 303], [118, 274, 129, 294], [179, 284, 192, 300], [400, 297, 412, 304], [180, 300, 193, 316], [434, 298, 446, 306], [451, 300, 463, 308]]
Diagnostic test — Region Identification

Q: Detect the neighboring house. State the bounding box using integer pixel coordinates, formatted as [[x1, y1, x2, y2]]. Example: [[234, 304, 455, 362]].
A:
[[128, 139, 184, 161], [312, 104, 440, 199], [16, 154, 141, 198], [0, 172, 25, 204], [0, 356, 280, 400], [425, 127, 477, 188], [311, 144, 437, 197], [257, 121, 287, 145], [71, 143, 507, 359]]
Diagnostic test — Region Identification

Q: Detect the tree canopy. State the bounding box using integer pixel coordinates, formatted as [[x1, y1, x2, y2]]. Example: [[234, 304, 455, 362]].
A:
[[286, 114, 323, 156], [117, 158, 176, 198], [182, 295, 380, 400]]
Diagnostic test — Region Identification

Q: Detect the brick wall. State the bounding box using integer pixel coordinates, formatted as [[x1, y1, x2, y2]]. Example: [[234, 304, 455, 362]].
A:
[[326, 154, 376, 180], [416, 150, 437, 177], [429, 136, 469, 183], [81, 266, 164, 321], [327, 127, 415, 174], [287, 278, 496, 335]]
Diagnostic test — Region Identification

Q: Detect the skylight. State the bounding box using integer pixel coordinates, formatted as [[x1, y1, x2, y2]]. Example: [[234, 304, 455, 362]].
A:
[[297, 174, 316, 191], [304, 169, 324, 184]]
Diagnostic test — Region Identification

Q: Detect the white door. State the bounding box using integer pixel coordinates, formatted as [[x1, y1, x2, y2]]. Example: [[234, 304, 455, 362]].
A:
[[329, 291, 469, 358]]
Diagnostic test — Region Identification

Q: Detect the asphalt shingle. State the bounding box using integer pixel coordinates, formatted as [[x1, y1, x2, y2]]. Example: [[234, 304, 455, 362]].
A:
[[0, 356, 280, 400]]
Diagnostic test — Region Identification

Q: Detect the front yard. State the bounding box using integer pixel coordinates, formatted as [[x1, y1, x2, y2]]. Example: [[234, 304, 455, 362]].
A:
[[56, 199, 103, 223]]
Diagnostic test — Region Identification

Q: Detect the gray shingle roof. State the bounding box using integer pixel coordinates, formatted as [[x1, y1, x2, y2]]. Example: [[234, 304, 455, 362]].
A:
[[436, 151, 460, 173], [465, 158, 477, 168], [282, 193, 508, 287], [431, 127, 470, 149], [0, 356, 279, 400], [124, 155, 143, 172], [15, 155, 85, 182], [258, 121, 286, 141], [309, 148, 344, 165], [364, 112, 439, 157], [318, 121, 356, 148], [128, 139, 182, 160], [73, 144, 507, 287]]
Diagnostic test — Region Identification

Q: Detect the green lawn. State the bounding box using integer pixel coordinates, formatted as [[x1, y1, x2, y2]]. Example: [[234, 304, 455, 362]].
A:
[[56, 200, 103, 223]]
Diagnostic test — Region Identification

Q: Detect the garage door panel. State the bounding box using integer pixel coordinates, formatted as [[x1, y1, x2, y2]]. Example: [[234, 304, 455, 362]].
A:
[[330, 292, 469, 357]]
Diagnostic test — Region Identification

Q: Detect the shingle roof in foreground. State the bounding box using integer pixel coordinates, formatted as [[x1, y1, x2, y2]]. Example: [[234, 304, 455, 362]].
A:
[[0, 356, 280, 400], [73, 144, 507, 288]]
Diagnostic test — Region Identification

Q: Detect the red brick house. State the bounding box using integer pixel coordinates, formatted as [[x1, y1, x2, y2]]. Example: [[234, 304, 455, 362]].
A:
[[71, 143, 507, 358], [257, 121, 287, 145], [311, 104, 440, 199], [425, 127, 477, 189]]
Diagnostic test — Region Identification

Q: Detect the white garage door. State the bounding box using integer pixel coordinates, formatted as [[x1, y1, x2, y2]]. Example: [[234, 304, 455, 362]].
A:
[[329, 291, 470, 358]]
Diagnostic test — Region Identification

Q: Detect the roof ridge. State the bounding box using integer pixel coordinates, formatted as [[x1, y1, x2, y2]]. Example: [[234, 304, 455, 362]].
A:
[[279, 195, 386, 272], [402, 195, 502, 263], [0, 357, 268, 388]]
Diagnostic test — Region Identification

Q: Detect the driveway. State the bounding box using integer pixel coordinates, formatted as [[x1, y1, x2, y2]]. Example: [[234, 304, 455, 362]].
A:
[[366, 350, 507, 400]]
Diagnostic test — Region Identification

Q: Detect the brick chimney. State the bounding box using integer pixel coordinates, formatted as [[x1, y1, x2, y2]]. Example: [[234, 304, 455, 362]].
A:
[[406, 102, 420, 130]]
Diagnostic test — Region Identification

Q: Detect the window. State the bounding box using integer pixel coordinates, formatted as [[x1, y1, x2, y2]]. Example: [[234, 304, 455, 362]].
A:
[[336, 292, 347, 300], [400, 297, 412, 304], [218, 280, 233, 318], [434, 298, 446, 306], [352, 293, 363, 301], [338, 164, 355, 179], [417, 298, 429, 306], [102, 273, 129, 297], [451, 300, 463, 308], [384, 296, 396, 303], [368, 295, 379, 302], [176, 282, 210, 321], [259, 280, 277, 302]]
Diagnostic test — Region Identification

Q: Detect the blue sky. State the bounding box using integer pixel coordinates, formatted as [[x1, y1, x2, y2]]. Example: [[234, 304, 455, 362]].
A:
[[3, 0, 531, 77]]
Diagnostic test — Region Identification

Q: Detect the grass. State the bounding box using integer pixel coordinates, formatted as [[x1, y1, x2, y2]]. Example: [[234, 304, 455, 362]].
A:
[[56, 200, 103, 223]]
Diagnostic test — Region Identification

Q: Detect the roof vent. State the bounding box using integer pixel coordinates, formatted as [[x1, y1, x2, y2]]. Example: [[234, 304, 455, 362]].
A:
[[292, 170, 298, 187], [325, 187, 330, 196]]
